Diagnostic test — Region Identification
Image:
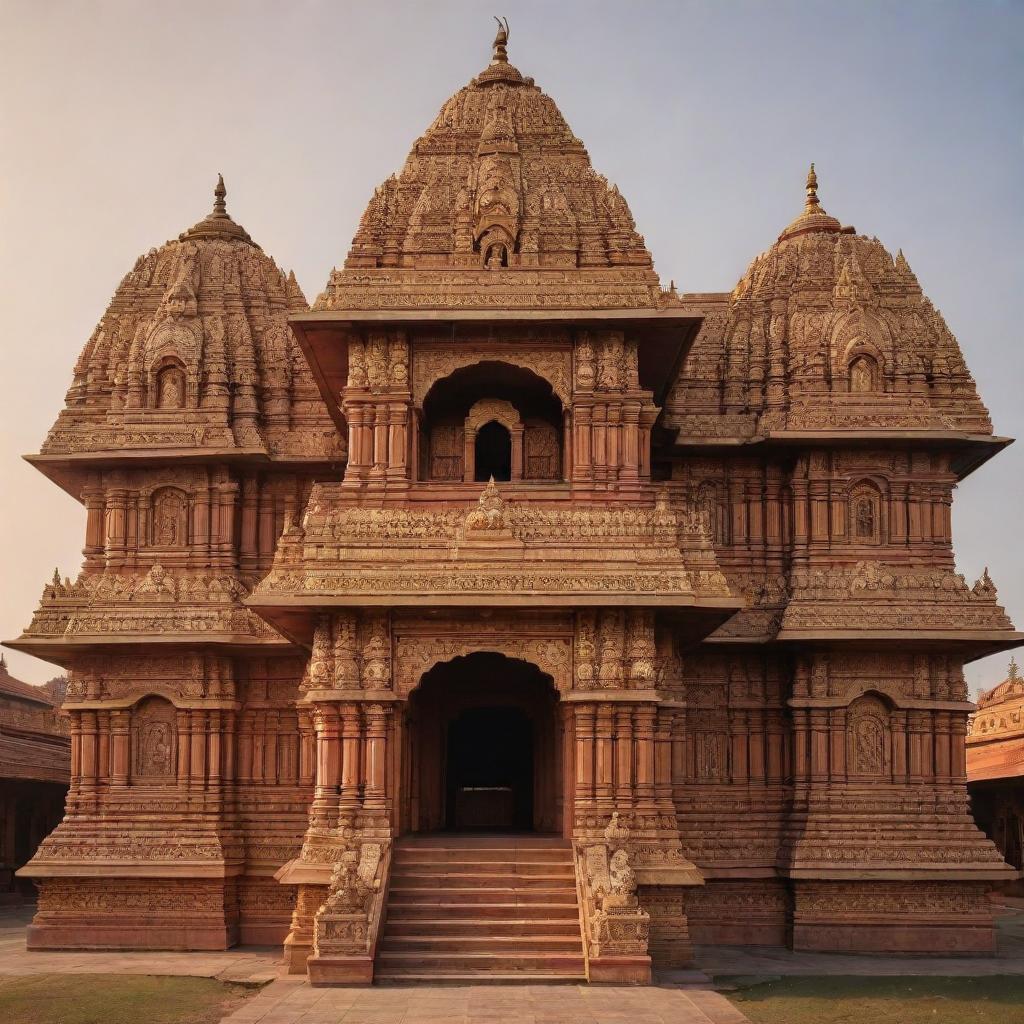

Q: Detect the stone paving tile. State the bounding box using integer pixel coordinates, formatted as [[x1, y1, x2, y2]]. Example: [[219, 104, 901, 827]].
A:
[[220, 981, 750, 1024]]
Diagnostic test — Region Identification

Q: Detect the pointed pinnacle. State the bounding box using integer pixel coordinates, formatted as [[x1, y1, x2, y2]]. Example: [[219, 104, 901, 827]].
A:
[[214, 173, 227, 217], [805, 163, 819, 210]]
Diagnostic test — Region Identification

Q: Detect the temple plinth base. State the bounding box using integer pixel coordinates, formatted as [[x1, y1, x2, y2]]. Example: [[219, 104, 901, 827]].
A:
[[588, 956, 652, 984], [307, 955, 374, 986], [26, 876, 239, 951], [791, 880, 998, 955]]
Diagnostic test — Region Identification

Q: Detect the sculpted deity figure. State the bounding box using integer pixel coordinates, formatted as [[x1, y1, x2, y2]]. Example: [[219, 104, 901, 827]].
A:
[[575, 334, 596, 390], [347, 339, 368, 389], [153, 489, 186, 547], [854, 715, 885, 774], [137, 564, 175, 600], [361, 615, 391, 686], [464, 477, 507, 531]]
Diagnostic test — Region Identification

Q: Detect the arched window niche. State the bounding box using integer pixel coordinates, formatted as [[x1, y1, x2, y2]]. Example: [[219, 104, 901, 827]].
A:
[[846, 692, 893, 781], [419, 361, 564, 484], [151, 358, 187, 410], [848, 480, 883, 545], [848, 352, 882, 394]]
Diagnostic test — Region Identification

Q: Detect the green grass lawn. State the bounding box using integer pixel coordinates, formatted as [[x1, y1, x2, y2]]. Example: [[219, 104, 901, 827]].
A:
[[724, 975, 1024, 1024], [0, 974, 260, 1024]]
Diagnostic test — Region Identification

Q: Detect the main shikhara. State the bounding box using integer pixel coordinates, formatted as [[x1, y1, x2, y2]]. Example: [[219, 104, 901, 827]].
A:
[[10, 26, 1020, 983]]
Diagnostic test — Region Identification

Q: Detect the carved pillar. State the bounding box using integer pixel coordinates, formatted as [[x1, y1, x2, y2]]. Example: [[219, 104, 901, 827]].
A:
[[364, 703, 390, 817], [574, 704, 596, 816], [110, 710, 130, 787], [809, 709, 829, 782], [240, 475, 259, 570], [592, 404, 608, 483], [594, 703, 615, 809], [463, 427, 475, 484], [891, 709, 908, 784], [605, 404, 621, 482], [338, 704, 362, 824], [620, 403, 640, 482], [176, 708, 191, 787], [312, 707, 341, 830], [634, 705, 656, 811], [573, 405, 592, 482], [298, 709, 316, 788], [386, 403, 409, 483], [510, 425, 524, 482], [105, 487, 129, 569], [614, 705, 634, 808]]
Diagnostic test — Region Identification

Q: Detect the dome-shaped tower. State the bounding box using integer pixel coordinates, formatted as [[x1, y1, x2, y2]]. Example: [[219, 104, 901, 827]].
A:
[[317, 23, 663, 311], [40, 176, 342, 467], [667, 166, 994, 447]]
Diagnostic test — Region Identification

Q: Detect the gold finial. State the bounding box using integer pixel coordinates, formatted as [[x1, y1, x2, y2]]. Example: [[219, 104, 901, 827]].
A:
[[213, 173, 227, 217], [805, 163, 819, 210], [492, 16, 510, 63]]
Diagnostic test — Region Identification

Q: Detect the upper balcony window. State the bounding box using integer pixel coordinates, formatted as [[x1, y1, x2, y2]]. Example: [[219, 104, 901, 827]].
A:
[[420, 362, 563, 484]]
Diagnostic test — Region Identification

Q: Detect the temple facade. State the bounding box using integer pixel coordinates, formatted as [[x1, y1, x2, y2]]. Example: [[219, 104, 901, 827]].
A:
[[968, 659, 1024, 881], [8, 26, 1021, 983], [0, 656, 69, 898]]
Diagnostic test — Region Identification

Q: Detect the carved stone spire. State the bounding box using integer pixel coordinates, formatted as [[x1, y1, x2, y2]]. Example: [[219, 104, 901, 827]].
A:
[[477, 16, 523, 85], [493, 16, 509, 61], [805, 163, 819, 211], [777, 161, 842, 243], [180, 174, 257, 246], [213, 173, 228, 216]]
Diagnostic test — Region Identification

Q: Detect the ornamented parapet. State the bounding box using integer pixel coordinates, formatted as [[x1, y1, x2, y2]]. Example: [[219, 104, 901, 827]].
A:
[[576, 813, 652, 982], [251, 485, 736, 615], [17, 567, 288, 648], [779, 561, 1014, 637]]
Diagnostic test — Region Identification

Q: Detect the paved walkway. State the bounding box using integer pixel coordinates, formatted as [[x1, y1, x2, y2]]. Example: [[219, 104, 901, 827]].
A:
[[3, 898, 1024, 1022], [0, 904, 280, 983], [218, 975, 751, 1024]]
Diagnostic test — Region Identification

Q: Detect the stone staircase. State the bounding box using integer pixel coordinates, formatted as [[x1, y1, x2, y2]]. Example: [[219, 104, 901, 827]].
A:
[[376, 834, 586, 983]]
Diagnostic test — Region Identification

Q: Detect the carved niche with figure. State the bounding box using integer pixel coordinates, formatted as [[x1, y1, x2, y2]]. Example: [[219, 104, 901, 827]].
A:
[[846, 694, 892, 779], [131, 696, 177, 781], [151, 488, 188, 547]]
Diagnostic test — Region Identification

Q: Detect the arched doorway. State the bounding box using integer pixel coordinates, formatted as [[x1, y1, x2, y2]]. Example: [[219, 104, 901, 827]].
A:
[[474, 421, 512, 481], [404, 652, 563, 834]]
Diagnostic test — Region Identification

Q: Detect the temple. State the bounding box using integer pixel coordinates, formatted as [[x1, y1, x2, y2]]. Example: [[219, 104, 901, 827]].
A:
[[7, 23, 1022, 983], [968, 659, 1024, 880], [0, 656, 69, 897]]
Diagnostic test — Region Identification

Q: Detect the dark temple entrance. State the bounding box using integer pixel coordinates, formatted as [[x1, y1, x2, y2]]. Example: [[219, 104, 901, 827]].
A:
[[446, 706, 533, 830], [404, 652, 562, 834]]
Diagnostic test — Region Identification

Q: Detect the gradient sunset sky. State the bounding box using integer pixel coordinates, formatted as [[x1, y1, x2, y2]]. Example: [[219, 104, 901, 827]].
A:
[[0, 0, 1021, 694]]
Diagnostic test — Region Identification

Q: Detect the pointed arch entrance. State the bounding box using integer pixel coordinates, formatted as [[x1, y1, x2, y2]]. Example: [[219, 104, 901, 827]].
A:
[[403, 652, 564, 835]]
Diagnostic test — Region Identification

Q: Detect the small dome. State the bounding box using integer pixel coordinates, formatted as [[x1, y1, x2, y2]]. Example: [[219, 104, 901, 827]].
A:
[[666, 166, 992, 440], [42, 178, 343, 461]]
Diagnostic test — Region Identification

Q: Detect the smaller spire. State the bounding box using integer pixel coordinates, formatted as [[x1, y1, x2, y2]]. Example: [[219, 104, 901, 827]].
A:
[[492, 16, 510, 64], [1010, 657, 1020, 682], [0, 652, 6, 672], [805, 162, 819, 211], [213, 173, 227, 217]]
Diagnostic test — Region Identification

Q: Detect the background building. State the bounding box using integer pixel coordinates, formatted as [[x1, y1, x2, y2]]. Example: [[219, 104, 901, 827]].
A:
[[0, 655, 69, 898]]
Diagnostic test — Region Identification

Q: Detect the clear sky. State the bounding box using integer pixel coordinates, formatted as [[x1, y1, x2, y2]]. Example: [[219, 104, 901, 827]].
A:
[[0, 0, 1021, 694]]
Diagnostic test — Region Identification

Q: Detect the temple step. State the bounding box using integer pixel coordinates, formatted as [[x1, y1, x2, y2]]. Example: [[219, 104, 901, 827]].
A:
[[377, 835, 585, 982]]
